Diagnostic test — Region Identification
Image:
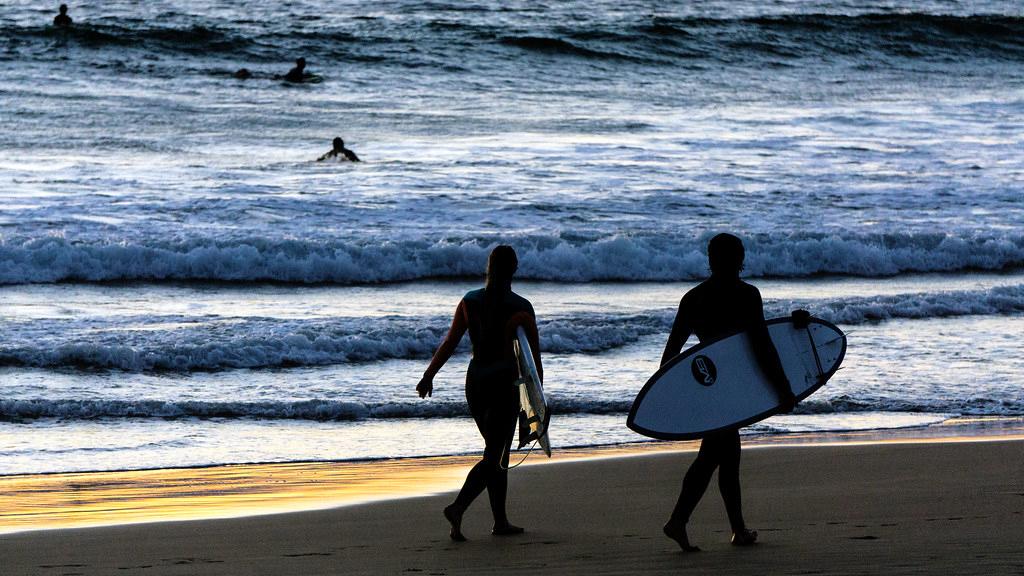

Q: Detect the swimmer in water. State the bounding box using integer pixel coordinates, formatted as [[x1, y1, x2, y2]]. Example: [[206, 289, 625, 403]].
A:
[[284, 57, 309, 83], [317, 137, 361, 162], [53, 4, 73, 27]]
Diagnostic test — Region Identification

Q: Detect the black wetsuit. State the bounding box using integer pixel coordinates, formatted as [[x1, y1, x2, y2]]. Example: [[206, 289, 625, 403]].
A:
[[319, 148, 360, 162], [665, 275, 788, 532], [451, 287, 534, 523]]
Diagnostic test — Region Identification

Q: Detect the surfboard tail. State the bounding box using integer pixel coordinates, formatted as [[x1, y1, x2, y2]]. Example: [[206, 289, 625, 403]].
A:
[[513, 326, 552, 456]]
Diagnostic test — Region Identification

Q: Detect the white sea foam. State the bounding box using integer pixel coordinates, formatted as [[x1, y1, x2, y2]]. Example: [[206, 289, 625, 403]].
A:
[[771, 284, 1024, 324], [2, 232, 1022, 285], [2, 285, 1023, 371]]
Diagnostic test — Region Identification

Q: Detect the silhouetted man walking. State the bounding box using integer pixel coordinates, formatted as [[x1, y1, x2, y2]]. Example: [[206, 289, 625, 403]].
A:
[[660, 233, 795, 551]]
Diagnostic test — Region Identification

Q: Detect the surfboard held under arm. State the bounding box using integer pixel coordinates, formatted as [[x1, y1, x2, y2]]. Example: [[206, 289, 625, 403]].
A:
[[513, 326, 551, 457], [628, 313, 846, 440]]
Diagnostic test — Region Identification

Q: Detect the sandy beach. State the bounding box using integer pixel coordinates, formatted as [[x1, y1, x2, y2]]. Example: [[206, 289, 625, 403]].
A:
[[2, 437, 1022, 575]]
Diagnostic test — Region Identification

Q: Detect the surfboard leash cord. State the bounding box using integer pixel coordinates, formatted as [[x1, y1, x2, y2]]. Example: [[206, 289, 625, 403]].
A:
[[501, 439, 539, 470]]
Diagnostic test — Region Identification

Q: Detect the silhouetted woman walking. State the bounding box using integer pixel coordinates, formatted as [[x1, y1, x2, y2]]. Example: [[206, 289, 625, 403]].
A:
[[417, 245, 542, 541]]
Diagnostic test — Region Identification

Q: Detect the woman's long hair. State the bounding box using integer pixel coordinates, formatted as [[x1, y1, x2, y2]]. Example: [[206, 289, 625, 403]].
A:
[[484, 245, 518, 327], [485, 245, 518, 294]]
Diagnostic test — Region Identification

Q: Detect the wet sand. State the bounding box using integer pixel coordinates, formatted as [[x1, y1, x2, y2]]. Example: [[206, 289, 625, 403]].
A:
[[2, 437, 1023, 575]]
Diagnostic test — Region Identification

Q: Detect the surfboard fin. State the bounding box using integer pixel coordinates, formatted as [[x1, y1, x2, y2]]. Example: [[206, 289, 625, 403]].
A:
[[517, 410, 540, 448], [791, 309, 811, 329]]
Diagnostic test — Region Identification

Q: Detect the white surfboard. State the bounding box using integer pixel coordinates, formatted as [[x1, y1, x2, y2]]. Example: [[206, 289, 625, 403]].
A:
[[513, 326, 551, 457], [627, 312, 846, 440]]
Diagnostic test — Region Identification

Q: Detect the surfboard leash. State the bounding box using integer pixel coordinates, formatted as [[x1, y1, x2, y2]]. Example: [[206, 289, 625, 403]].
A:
[[501, 439, 540, 471]]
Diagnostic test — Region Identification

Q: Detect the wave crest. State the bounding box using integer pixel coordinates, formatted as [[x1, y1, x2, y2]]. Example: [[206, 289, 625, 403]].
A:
[[2, 284, 1023, 372], [5, 13, 1023, 65], [2, 393, 1018, 423], [3, 232, 1022, 285]]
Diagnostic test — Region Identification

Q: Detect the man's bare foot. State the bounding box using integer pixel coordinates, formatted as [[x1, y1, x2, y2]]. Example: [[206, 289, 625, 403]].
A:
[[444, 505, 466, 542], [731, 528, 758, 546], [491, 523, 525, 536], [663, 521, 700, 552]]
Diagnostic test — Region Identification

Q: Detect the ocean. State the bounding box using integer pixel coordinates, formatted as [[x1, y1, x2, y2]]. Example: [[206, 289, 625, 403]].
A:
[[2, 0, 1023, 474]]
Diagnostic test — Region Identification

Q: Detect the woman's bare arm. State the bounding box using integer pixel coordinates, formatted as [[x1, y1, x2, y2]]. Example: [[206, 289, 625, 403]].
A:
[[417, 300, 468, 398]]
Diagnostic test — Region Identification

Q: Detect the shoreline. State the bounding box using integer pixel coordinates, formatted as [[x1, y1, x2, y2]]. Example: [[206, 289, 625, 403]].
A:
[[3, 413, 1022, 480], [2, 416, 1022, 536]]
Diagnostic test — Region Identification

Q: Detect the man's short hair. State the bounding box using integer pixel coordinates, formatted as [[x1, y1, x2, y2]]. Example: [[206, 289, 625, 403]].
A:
[[708, 233, 744, 274]]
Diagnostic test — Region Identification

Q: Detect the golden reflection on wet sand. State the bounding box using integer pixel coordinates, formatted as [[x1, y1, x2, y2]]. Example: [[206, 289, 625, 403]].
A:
[[2, 419, 1021, 535]]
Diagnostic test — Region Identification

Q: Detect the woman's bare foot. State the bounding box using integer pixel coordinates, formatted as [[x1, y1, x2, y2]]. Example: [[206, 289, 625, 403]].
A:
[[491, 523, 525, 536], [663, 521, 700, 552], [444, 505, 466, 542], [731, 528, 758, 546]]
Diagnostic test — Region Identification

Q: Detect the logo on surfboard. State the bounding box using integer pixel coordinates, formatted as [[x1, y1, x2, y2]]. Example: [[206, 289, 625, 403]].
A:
[[691, 356, 717, 386]]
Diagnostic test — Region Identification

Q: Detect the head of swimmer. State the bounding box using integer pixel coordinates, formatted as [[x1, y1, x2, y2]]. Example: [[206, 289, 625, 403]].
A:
[[332, 137, 345, 152], [485, 245, 518, 293], [708, 233, 744, 278], [59, 4, 68, 15], [295, 57, 306, 71]]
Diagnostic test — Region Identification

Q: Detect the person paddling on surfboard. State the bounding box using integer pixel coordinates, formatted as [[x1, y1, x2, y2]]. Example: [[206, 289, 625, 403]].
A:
[[53, 4, 73, 27], [317, 137, 360, 162], [284, 57, 312, 83], [417, 245, 542, 542], [660, 233, 795, 552]]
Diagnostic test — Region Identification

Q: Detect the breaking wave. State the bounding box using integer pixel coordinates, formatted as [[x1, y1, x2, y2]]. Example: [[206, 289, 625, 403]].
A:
[[2, 284, 1023, 371], [3, 232, 1023, 285]]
